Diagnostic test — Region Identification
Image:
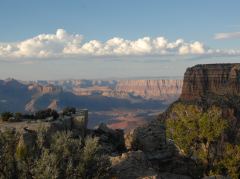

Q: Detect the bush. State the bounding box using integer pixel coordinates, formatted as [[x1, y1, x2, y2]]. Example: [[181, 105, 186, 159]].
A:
[[0, 129, 18, 178], [33, 149, 59, 179], [166, 104, 229, 175], [35, 108, 59, 120], [1, 112, 14, 121], [221, 144, 240, 179], [15, 112, 23, 121]]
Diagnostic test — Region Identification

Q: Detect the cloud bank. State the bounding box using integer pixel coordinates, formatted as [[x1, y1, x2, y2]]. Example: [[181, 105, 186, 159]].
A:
[[0, 29, 239, 60], [214, 31, 240, 40]]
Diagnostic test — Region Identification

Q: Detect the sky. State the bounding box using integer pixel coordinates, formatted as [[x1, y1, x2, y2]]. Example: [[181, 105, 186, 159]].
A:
[[0, 0, 240, 80]]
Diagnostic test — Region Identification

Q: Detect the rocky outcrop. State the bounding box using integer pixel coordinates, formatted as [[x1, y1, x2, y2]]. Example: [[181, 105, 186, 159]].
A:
[[181, 63, 240, 101], [160, 63, 240, 178], [123, 120, 199, 178], [179, 63, 240, 143], [110, 150, 157, 179], [125, 120, 174, 160], [109, 150, 192, 179], [91, 123, 126, 154]]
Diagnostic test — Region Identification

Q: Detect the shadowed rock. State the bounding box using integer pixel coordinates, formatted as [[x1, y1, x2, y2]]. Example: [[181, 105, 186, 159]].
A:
[[91, 123, 126, 154]]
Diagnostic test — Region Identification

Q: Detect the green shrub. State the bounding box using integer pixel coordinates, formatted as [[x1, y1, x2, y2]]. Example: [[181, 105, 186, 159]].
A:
[[0, 129, 18, 179], [0, 126, 110, 179], [166, 104, 228, 175]]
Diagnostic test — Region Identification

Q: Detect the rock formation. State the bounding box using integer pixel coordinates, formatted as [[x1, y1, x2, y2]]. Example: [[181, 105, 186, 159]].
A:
[[179, 63, 240, 143], [181, 63, 240, 101], [160, 63, 240, 178], [119, 119, 199, 178], [109, 150, 156, 179], [91, 123, 126, 154], [125, 120, 173, 160], [116, 79, 183, 101]]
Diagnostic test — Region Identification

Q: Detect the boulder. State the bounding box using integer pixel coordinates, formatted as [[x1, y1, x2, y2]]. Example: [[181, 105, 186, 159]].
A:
[[110, 151, 192, 179], [127, 120, 174, 160], [110, 150, 156, 179], [92, 123, 126, 154]]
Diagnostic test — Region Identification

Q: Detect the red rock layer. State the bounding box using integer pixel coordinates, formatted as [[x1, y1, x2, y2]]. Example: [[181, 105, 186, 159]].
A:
[[180, 63, 240, 101], [116, 80, 183, 101]]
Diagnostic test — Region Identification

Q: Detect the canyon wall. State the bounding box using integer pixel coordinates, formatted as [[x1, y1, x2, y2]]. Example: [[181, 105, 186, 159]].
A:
[[28, 84, 63, 94], [42, 79, 183, 102], [180, 63, 240, 101], [115, 80, 183, 101], [0, 78, 183, 112]]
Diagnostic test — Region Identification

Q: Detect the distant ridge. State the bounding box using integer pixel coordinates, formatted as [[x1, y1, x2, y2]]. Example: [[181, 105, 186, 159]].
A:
[[0, 78, 183, 112]]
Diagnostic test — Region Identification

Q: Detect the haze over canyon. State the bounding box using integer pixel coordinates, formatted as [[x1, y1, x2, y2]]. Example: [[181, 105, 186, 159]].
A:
[[0, 78, 183, 130]]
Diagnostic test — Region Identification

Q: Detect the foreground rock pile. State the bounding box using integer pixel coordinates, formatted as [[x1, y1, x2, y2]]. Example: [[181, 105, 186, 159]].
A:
[[109, 120, 200, 178]]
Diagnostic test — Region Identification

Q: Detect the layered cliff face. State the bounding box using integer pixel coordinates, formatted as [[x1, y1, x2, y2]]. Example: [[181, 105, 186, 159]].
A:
[[159, 64, 240, 177], [42, 79, 183, 103], [178, 63, 240, 142], [36, 79, 183, 105], [0, 78, 183, 113], [181, 63, 240, 101], [116, 80, 183, 101], [28, 83, 63, 94]]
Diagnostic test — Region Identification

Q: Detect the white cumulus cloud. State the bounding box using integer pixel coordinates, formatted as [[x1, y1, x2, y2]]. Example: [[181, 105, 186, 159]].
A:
[[0, 29, 83, 58], [0, 29, 239, 60]]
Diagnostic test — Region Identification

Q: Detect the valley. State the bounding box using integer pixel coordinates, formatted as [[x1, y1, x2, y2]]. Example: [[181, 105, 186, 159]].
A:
[[88, 109, 161, 131], [0, 78, 183, 130]]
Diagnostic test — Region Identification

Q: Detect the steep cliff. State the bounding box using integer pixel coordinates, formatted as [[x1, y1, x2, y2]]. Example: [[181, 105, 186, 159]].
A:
[[181, 63, 240, 101], [174, 64, 240, 141]]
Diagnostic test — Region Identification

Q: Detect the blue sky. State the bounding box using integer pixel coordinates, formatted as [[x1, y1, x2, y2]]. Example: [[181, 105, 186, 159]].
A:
[[0, 0, 240, 80]]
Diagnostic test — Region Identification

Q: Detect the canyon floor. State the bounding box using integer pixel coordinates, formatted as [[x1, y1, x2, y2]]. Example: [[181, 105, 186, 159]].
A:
[[88, 108, 163, 131]]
